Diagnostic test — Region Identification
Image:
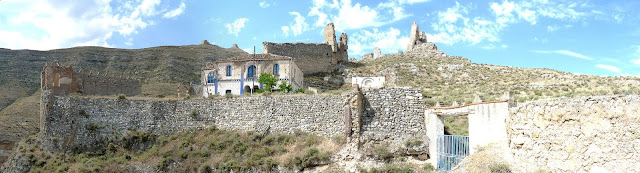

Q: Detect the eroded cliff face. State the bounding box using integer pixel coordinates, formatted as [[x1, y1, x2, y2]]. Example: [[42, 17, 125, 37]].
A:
[[508, 95, 640, 172]]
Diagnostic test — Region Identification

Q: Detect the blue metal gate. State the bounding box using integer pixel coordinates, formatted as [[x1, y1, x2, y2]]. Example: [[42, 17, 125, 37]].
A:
[[437, 135, 469, 171]]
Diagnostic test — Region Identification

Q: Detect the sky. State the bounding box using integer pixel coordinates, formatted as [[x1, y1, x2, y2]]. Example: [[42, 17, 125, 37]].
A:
[[1, 0, 639, 76]]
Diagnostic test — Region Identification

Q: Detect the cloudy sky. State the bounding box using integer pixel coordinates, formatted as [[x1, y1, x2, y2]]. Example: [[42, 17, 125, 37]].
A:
[[1, 0, 639, 76]]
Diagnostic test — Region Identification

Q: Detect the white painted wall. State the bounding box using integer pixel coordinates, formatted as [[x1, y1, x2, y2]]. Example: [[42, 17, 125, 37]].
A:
[[352, 76, 385, 88], [468, 102, 509, 154]]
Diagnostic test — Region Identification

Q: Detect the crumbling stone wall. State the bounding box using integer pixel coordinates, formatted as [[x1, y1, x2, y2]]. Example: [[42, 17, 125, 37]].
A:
[[508, 95, 640, 172], [360, 88, 426, 149], [263, 42, 336, 74], [38, 87, 428, 154], [39, 92, 350, 152], [76, 72, 141, 96], [263, 23, 348, 74], [41, 63, 141, 96]]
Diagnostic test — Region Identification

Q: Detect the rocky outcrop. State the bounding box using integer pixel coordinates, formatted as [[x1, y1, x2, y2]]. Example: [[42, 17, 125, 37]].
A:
[[373, 47, 381, 59], [405, 22, 447, 57], [201, 40, 211, 45], [231, 43, 240, 49], [360, 53, 374, 62]]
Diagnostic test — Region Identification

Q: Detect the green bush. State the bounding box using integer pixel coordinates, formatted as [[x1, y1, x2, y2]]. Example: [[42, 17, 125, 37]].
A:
[[225, 94, 234, 99], [286, 148, 331, 171], [295, 88, 304, 93], [79, 109, 88, 118], [117, 94, 126, 99], [279, 81, 293, 92]]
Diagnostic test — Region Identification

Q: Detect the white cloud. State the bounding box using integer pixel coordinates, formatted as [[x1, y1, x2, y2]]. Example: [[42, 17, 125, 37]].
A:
[[259, 1, 271, 8], [427, 0, 604, 45], [226, 18, 249, 37], [308, 0, 412, 31], [531, 50, 594, 60], [0, 0, 186, 50], [596, 64, 621, 73], [163, 1, 186, 18], [281, 12, 308, 37], [349, 27, 409, 57]]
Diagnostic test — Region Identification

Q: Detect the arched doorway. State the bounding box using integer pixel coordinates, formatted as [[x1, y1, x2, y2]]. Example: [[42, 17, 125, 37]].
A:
[[244, 86, 251, 94], [253, 85, 259, 92]]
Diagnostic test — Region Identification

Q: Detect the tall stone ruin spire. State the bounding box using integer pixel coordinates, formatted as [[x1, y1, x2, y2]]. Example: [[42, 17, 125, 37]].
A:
[[406, 22, 427, 52], [324, 23, 338, 52]]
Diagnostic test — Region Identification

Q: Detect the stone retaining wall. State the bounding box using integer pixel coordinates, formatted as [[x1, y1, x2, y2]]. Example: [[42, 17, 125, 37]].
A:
[[39, 87, 427, 153], [507, 95, 640, 172]]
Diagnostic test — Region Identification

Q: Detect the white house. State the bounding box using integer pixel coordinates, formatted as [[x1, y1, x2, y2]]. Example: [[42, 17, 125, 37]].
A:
[[201, 54, 304, 96]]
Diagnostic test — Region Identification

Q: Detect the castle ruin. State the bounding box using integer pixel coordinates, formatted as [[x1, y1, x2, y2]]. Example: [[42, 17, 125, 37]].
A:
[[41, 62, 141, 96], [263, 23, 348, 74]]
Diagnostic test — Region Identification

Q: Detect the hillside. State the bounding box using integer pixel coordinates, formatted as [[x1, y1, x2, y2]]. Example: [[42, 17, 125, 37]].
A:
[[351, 52, 640, 106], [0, 43, 247, 164]]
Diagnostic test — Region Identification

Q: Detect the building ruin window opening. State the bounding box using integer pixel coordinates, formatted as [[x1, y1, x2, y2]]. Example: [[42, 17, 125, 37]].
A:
[[226, 65, 232, 76], [247, 65, 256, 78], [273, 64, 279, 75], [207, 71, 216, 83], [225, 90, 231, 94]]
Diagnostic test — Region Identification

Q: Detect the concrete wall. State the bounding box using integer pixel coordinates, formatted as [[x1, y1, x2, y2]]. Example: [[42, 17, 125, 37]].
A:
[[507, 95, 640, 172], [468, 102, 509, 154], [263, 42, 336, 74], [425, 101, 510, 167]]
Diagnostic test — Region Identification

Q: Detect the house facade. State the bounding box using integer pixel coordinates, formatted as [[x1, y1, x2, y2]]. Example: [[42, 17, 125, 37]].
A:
[[201, 54, 304, 96]]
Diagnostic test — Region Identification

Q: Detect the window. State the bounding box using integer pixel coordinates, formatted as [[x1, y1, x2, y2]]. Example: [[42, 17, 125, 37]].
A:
[[207, 71, 215, 83], [273, 64, 279, 75], [247, 65, 256, 78], [225, 90, 232, 94], [226, 65, 232, 76]]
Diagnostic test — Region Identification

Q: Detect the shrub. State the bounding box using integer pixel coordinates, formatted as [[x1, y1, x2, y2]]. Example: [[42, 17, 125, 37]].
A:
[[331, 134, 346, 145], [423, 163, 435, 172], [199, 164, 212, 173], [184, 94, 191, 100], [489, 163, 512, 173], [374, 145, 394, 161], [190, 109, 197, 117], [79, 109, 88, 118], [117, 94, 126, 99], [279, 81, 293, 92], [225, 94, 234, 99], [295, 88, 304, 93], [286, 148, 331, 171], [207, 94, 215, 99]]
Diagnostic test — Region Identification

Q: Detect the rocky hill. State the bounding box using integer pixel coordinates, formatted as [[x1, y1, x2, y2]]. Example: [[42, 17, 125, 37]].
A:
[[0, 43, 247, 164], [351, 50, 640, 107]]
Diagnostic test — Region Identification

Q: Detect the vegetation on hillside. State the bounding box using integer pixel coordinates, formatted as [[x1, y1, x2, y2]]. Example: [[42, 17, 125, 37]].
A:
[[352, 53, 640, 135], [5, 126, 340, 172]]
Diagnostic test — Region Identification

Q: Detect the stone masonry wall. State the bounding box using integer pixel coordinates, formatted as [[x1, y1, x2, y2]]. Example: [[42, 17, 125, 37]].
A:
[[360, 88, 426, 148], [76, 72, 141, 96], [38, 87, 428, 153], [507, 95, 640, 172], [40, 93, 349, 152], [263, 42, 336, 74]]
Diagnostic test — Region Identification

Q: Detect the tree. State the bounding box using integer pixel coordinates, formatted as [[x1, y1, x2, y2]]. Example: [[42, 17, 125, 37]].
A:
[[258, 73, 278, 92], [279, 81, 293, 92]]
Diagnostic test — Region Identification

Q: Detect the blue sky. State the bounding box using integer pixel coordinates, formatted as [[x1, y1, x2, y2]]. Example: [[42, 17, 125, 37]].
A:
[[1, 0, 639, 76]]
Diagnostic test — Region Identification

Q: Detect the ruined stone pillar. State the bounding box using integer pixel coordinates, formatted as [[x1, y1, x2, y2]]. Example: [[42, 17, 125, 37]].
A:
[[324, 23, 337, 52]]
